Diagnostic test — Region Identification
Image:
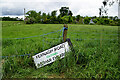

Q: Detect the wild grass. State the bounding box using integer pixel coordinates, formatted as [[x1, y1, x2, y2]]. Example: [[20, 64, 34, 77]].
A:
[[2, 21, 119, 78]]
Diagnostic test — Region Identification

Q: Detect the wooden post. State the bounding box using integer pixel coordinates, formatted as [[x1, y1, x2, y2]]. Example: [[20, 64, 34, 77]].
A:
[[63, 24, 68, 42]]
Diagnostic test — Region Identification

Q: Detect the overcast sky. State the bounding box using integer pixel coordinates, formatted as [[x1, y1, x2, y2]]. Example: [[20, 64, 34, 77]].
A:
[[0, 0, 119, 18]]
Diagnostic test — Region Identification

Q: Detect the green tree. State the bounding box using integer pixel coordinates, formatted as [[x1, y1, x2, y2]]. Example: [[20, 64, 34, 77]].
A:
[[26, 10, 37, 19], [93, 18, 98, 24], [45, 13, 51, 23], [76, 15, 81, 22], [36, 11, 41, 23], [47, 13, 51, 19], [42, 13, 47, 23], [83, 16, 91, 24], [72, 16, 76, 23], [68, 10, 73, 16], [61, 16, 69, 24], [51, 10, 57, 17], [37, 11, 41, 17], [109, 16, 113, 20], [50, 10, 58, 23], [103, 18, 110, 25], [68, 16, 73, 23], [26, 10, 38, 23], [59, 7, 69, 17], [92, 16, 97, 19], [97, 18, 104, 25], [117, 19, 120, 26], [113, 16, 118, 21], [57, 15, 62, 24]]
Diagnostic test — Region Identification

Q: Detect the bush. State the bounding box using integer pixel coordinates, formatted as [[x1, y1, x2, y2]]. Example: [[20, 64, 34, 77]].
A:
[[96, 18, 104, 25], [83, 17, 91, 24], [109, 20, 118, 26], [93, 19, 97, 24], [117, 19, 120, 26], [104, 18, 110, 25]]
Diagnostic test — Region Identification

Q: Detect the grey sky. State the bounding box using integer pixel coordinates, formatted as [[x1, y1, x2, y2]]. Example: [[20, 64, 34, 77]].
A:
[[0, 0, 119, 17]]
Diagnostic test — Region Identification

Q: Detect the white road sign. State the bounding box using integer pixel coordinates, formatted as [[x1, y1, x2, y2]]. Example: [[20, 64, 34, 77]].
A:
[[32, 41, 70, 68]]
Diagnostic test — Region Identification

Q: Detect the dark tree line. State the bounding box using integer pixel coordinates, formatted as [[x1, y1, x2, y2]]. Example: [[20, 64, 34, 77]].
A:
[[1, 17, 23, 21]]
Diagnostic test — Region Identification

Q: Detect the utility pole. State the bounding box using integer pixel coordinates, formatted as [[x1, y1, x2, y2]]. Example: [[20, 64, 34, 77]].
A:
[[118, 0, 120, 18], [24, 8, 26, 23]]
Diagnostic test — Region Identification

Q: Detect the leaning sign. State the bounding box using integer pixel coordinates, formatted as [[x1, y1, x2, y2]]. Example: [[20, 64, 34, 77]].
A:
[[32, 41, 70, 68]]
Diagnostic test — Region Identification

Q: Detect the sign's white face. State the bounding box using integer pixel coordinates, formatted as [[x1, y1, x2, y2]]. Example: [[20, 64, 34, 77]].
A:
[[32, 42, 70, 68]]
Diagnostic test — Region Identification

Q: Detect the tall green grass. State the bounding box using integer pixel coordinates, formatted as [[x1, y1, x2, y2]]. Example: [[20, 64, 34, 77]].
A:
[[2, 21, 119, 78]]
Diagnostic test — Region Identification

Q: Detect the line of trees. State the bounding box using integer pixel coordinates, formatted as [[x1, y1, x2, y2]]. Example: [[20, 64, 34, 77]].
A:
[[25, 7, 120, 26], [25, 7, 76, 24], [1, 17, 23, 21], [1, 7, 119, 26], [92, 16, 120, 26]]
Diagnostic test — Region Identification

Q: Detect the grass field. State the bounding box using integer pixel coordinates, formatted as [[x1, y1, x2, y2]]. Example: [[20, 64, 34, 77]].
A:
[[2, 21, 119, 78]]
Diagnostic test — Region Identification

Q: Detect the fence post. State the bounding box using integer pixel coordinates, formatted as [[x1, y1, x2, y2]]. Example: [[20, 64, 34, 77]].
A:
[[63, 24, 68, 42]]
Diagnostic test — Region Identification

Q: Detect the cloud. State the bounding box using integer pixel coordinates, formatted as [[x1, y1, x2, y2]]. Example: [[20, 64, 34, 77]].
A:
[[1, 2, 69, 16], [1, 0, 73, 2], [0, 0, 118, 17]]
